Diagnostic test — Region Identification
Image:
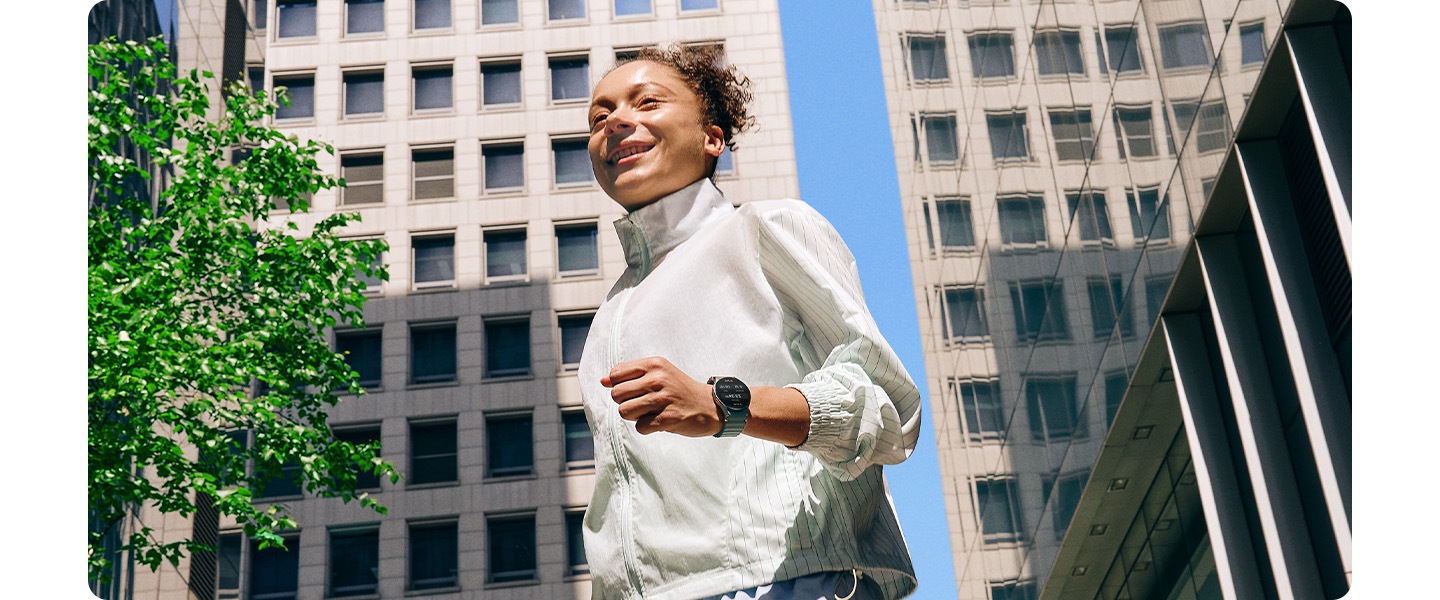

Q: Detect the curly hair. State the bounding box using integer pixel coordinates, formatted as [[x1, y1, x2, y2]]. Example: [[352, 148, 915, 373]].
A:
[[618, 44, 756, 155]]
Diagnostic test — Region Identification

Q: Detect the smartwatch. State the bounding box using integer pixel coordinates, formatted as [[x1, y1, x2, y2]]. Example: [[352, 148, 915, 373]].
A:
[[707, 376, 751, 438]]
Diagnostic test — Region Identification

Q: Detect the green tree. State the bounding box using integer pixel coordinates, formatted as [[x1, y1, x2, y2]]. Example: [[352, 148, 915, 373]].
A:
[[88, 36, 396, 582]]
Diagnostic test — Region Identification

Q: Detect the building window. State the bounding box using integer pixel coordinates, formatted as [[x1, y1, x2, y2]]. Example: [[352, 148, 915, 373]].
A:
[[952, 378, 1002, 442], [256, 449, 303, 499], [1127, 186, 1170, 244], [907, 35, 949, 82], [1104, 370, 1128, 425], [924, 196, 975, 252], [1087, 277, 1132, 339], [343, 70, 385, 117], [411, 234, 455, 289], [410, 322, 457, 383], [1240, 22, 1267, 64], [486, 413, 533, 477], [276, 0, 317, 38], [328, 527, 380, 597], [1025, 375, 1083, 442], [940, 286, 988, 342], [1064, 190, 1113, 244], [986, 111, 1029, 162], [556, 222, 600, 277], [1033, 29, 1084, 76], [335, 329, 383, 389], [413, 64, 453, 111], [1158, 22, 1212, 70], [1173, 100, 1230, 153], [409, 521, 458, 591], [1010, 279, 1069, 342], [340, 153, 384, 206], [562, 410, 595, 469], [1102, 25, 1144, 73], [484, 228, 527, 282], [614, 0, 651, 17], [353, 240, 384, 293], [250, 533, 301, 599], [558, 312, 594, 371], [216, 532, 242, 599], [1044, 471, 1089, 540], [976, 477, 1022, 544], [997, 194, 1046, 248], [1145, 275, 1171, 327], [550, 55, 590, 102], [1048, 108, 1094, 162], [566, 510, 589, 575], [272, 74, 314, 119], [549, 0, 586, 21], [918, 114, 960, 165], [1112, 105, 1157, 159], [481, 60, 522, 107], [553, 138, 594, 186], [250, 0, 267, 30], [680, 0, 718, 10], [715, 146, 735, 176], [967, 31, 1015, 79], [414, 0, 450, 29], [990, 579, 1038, 600], [345, 0, 385, 35], [409, 419, 458, 485], [333, 426, 382, 489], [482, 142, 525, 192], [487, 515, 537, 583], [485, 318, 532, 377], [412, 147, 454, 200], [482, 0, 519, 25]]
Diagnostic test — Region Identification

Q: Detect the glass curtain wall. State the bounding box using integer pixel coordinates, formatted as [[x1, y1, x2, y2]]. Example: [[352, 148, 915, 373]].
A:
[[874, 0, 1284, 597]]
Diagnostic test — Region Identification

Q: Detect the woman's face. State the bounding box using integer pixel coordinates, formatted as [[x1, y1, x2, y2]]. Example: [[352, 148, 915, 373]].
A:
[[588, 60, 725, 212]]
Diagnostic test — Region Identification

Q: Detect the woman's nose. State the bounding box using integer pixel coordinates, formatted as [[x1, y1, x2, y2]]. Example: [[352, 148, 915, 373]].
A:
[[606, 112, 635, 135]]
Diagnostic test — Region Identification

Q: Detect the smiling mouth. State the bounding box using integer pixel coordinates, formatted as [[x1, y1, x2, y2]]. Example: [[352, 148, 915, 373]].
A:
[[608, 144, 653, 165]]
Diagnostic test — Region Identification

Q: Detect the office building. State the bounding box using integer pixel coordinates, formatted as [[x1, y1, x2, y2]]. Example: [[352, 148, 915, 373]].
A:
[[871, 0, 1345, 597], [120, 1, 799, 598]]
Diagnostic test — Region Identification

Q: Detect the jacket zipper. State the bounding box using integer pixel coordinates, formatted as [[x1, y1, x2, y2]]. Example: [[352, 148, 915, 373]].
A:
[[608, 285, 645, 596]]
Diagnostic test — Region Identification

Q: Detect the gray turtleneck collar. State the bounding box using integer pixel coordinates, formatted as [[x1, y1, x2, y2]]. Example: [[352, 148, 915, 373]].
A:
[[612, 178, 733, 276]]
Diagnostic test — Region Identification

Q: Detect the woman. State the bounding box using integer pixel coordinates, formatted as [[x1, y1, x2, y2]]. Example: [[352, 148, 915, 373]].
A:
[[579, 44, 921, 600]]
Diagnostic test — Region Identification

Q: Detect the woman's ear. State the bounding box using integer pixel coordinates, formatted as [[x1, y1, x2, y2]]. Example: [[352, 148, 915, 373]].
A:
[[704, 124, 725, 158]]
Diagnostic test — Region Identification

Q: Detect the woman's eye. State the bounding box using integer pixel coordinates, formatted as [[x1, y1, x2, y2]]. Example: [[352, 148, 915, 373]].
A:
[[590, 115, 607, 129]]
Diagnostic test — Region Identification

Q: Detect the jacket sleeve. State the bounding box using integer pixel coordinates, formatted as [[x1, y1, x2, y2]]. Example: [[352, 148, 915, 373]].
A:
[[754, 202, 922, 481]]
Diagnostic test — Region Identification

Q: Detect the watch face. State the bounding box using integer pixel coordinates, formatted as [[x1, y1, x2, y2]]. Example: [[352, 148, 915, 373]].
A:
[[714, 377, 750, 411]]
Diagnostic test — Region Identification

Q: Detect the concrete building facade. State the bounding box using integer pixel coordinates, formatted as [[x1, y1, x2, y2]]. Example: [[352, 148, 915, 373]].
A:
[[870, 0, 1315, 597], [125, 1, 799, 598]]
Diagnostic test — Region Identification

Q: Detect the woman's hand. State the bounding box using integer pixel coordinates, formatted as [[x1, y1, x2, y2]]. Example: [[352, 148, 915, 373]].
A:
[[602, 357, 722, 437]]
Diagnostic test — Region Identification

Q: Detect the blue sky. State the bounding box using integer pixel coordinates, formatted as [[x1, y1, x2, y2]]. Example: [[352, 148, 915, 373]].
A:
[[777, 5, 959, 599]]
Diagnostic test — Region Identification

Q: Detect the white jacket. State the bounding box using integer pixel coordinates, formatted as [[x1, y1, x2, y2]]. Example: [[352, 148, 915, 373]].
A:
[[578, 179, 922, 599]]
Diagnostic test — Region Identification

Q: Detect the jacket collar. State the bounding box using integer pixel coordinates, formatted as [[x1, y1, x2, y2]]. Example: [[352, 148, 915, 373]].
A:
[[613, 178, 732, 274]]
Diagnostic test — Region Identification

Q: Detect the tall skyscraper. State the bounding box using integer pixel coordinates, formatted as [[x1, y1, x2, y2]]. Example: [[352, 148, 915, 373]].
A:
[[871, 0, 1310, 597], [126, 1, 799, 598]]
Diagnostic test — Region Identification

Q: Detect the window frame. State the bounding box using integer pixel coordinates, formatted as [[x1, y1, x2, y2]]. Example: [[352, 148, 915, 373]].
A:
[[905, 33, 950, 84], [482, 225, 529, 284], [480, 0, 521, 27], [271, 71, 316, 121], [1047, 107, 1096, 163], [479, 57, 524, 110], [485, 411, 535, 478], [548, 53, 591, 104], [332, 424, 383, 490], [996, 193, 1048, 249], [1024, 374, 1084, 442], [408, 320, 458, 384], [612, 0, 654, 19], [342, 67, 386, 119], [410, 232, 457, 290], [1010, 278, 1070, 342], [1064, 188, 1114, 246], [343, 0, 386, 37], [326, 524, 381, 598], [923, 195, 977, 254], [339, 150, 385, 206], [547, 0, 588, 23], [916, 112, 962, 167], [975, 476, 1023, 545], [966, 30, 1016, 80], [561, 409, 595, 470], [408, 417, 459, 486], [410, 145, 455, 202], [1239, 20, 1267, 65], [1101, 24, 1145, 75], [411, 62, 455, 114], [1112, 104, 1158, 159], [986, 110, 1030, 163], [275, 0, 318, 40], [407, 518, 460, 591], [1087, 276, 1133, 340], [564, 508, 590, 576], [951, 377, 1003, 443], [412, 0, 452, 31], [678, 0, 720, 13], [486, 513, 539, 584], [1156, 21, 1213, 72], [552, 135, 595, 188], [554, 220, 601, 278], [484, 315, 533, 379], [248, 531, 302, 600], [1126, 185, 1171, 245], [1032, 28, 1085, 77], [938, 285, 989, 344], [481, 139, 527, 195], [334, 328, 384, 389]]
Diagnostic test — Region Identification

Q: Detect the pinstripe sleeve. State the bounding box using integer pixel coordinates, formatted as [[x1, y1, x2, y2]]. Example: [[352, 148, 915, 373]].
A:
[[754, 202, 923, 481]]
